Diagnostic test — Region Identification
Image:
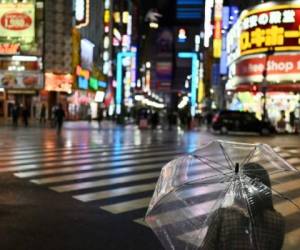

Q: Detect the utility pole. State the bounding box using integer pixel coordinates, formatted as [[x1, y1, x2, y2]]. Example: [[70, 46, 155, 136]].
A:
[[261, 47, 274, 121]]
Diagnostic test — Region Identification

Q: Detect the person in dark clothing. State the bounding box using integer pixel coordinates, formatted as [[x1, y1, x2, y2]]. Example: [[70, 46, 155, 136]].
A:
[[205, 112, 213, 131], [40, 104, 46, 126], [151, 111, 159, 129], [21, 105, 29, 127], [11, 103, 19, 127], [201, 163, 285, 250], [289, 111, 295, 133], [55, 103, 65, 134], [97, 106, 103, 129]]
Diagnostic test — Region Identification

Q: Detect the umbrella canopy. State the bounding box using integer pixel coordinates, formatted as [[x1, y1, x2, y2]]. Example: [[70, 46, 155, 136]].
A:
[[145, 140, 300, 250]]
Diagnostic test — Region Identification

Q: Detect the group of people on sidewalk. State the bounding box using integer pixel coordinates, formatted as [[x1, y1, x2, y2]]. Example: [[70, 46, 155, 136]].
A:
[[11, 103, 30, 127], [10, 103, 65, 134]]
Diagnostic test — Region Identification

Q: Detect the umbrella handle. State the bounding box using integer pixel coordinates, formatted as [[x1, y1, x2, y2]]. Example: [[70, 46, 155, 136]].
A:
[[235, 163, 239, 174]]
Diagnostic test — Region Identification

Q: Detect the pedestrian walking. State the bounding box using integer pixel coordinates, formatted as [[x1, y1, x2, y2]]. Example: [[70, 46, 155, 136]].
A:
[[277, 110, 286, 133], [22, 105, 29, 127], [97, 106, 103, 129], [40, 104, 46, 126], [51, 105, 57, 128], [151, 111, 159, 129], [289, 111, 295, 133], [87, 105, 92, 123], [295, 100, 300, 134], [55, 103, 65, 134], [11, 103, 19, 127]]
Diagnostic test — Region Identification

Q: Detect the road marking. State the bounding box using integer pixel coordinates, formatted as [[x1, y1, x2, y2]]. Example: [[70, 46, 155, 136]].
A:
[[74, 183, 156, 202], [101, 197, 151, 214], [15, 150, 184, 179], [2, 149, 185, 173], [50, 172, 160, 193], [284, 228, 300, 249], [5, 146, 174, 166]]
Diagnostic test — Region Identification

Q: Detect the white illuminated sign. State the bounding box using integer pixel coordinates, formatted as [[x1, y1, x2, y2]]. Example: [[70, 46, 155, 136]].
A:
[[75, 0, 85, 21], [75, 0, 90, 28], [204, 0, 214, 47], [241, 9, 295, 30]]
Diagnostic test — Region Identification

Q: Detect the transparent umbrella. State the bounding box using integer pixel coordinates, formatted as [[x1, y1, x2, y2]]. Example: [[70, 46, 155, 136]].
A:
[[145, 140, 300, 250]]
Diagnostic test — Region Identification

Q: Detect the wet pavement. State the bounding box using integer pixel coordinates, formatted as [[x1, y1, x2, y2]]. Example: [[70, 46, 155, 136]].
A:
[[0, 121, 300, 250]]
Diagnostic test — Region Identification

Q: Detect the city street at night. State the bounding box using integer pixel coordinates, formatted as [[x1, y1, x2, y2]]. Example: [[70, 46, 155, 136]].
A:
[[1, 0, 300, 249], [0, 122, 300, 250]]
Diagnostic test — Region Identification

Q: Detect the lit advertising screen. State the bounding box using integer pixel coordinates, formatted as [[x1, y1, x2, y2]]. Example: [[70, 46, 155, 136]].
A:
[[0, 71, 43, 89], [240, 5, 300, 56], [227, 2, 300, 63], [228, 53, 300, 86], [213, 0, 223, 58], [45, 73, 73, 93], [0, 3, 35, 42], [226, 2, 300, 87]]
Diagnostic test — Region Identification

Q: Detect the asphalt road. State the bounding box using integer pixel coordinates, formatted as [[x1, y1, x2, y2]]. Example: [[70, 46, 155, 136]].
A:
[[0, 121, 300, 250]]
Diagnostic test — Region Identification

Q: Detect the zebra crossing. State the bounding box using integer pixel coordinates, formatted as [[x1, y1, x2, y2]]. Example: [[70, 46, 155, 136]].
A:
[[1, 142, 300, 247], [4, 142, 198, 214]]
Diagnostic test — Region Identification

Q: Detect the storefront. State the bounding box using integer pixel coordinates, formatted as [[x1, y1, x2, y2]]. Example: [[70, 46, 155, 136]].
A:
[[226, 1, 300, 125], [44, 73, 73, 119], [0, 1, 44, 119], [0, 57, 44, 118], [67, 90, 96, 120], [69, 65, 108, 120]]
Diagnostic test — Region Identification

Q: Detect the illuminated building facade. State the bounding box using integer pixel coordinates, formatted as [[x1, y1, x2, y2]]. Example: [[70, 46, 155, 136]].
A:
[[226, 1, 300, 124], [0, 0, 44, 119], [68, 0, 108, 120], [174, 0, 204, 116]]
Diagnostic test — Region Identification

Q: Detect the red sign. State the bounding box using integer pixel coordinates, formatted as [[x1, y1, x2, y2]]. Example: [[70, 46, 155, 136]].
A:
[[0, 43, 20, 54], [1, 12, 32, 30], [236, 54, 300, 77]]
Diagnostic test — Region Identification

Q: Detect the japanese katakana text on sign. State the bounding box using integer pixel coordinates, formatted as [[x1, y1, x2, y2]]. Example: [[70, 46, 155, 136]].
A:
[[239, 6, 300, 55]]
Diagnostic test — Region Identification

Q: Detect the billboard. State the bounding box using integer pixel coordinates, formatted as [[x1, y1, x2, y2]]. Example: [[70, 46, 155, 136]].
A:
[[227, 2, 300, 64], [228, 53, 300, 86], [0, 71, 43, 89], [213, 0, 223, 58], [0, 3, 35, 42], [45, 73, 73, 93]]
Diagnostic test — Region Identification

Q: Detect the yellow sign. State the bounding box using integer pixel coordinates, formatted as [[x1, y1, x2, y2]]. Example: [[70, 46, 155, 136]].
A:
[[0, 3, 35, 42], [239, 4, 300, 56], [198, 79, 204, 103]]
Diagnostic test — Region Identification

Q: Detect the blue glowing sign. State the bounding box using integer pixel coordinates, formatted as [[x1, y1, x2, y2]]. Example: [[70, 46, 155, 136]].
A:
[[98, 81, 107, 88], [178, 52, 198, 117], [78, 76, 88, 89], [176, 0, 203, 20], [116, 51, 136, 115], [222, 6, 229, 30]]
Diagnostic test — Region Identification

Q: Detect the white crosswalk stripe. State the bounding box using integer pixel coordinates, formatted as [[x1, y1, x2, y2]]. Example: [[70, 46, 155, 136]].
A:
[[1, 142, 300, 248]]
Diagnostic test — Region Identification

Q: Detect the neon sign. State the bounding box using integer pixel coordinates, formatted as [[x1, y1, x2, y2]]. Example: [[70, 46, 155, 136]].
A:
[[239, 5, 300, 56], [75, 0, 90, 28], [178, 52, 198, 117], [213, 0, 223, 58]]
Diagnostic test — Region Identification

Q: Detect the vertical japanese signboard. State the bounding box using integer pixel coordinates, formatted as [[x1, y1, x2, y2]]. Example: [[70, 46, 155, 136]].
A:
[[213, 0, 223, 58]]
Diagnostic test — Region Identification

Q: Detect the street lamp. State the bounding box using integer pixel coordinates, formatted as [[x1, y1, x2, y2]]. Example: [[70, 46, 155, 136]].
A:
[[261, 47, 274, 121]]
